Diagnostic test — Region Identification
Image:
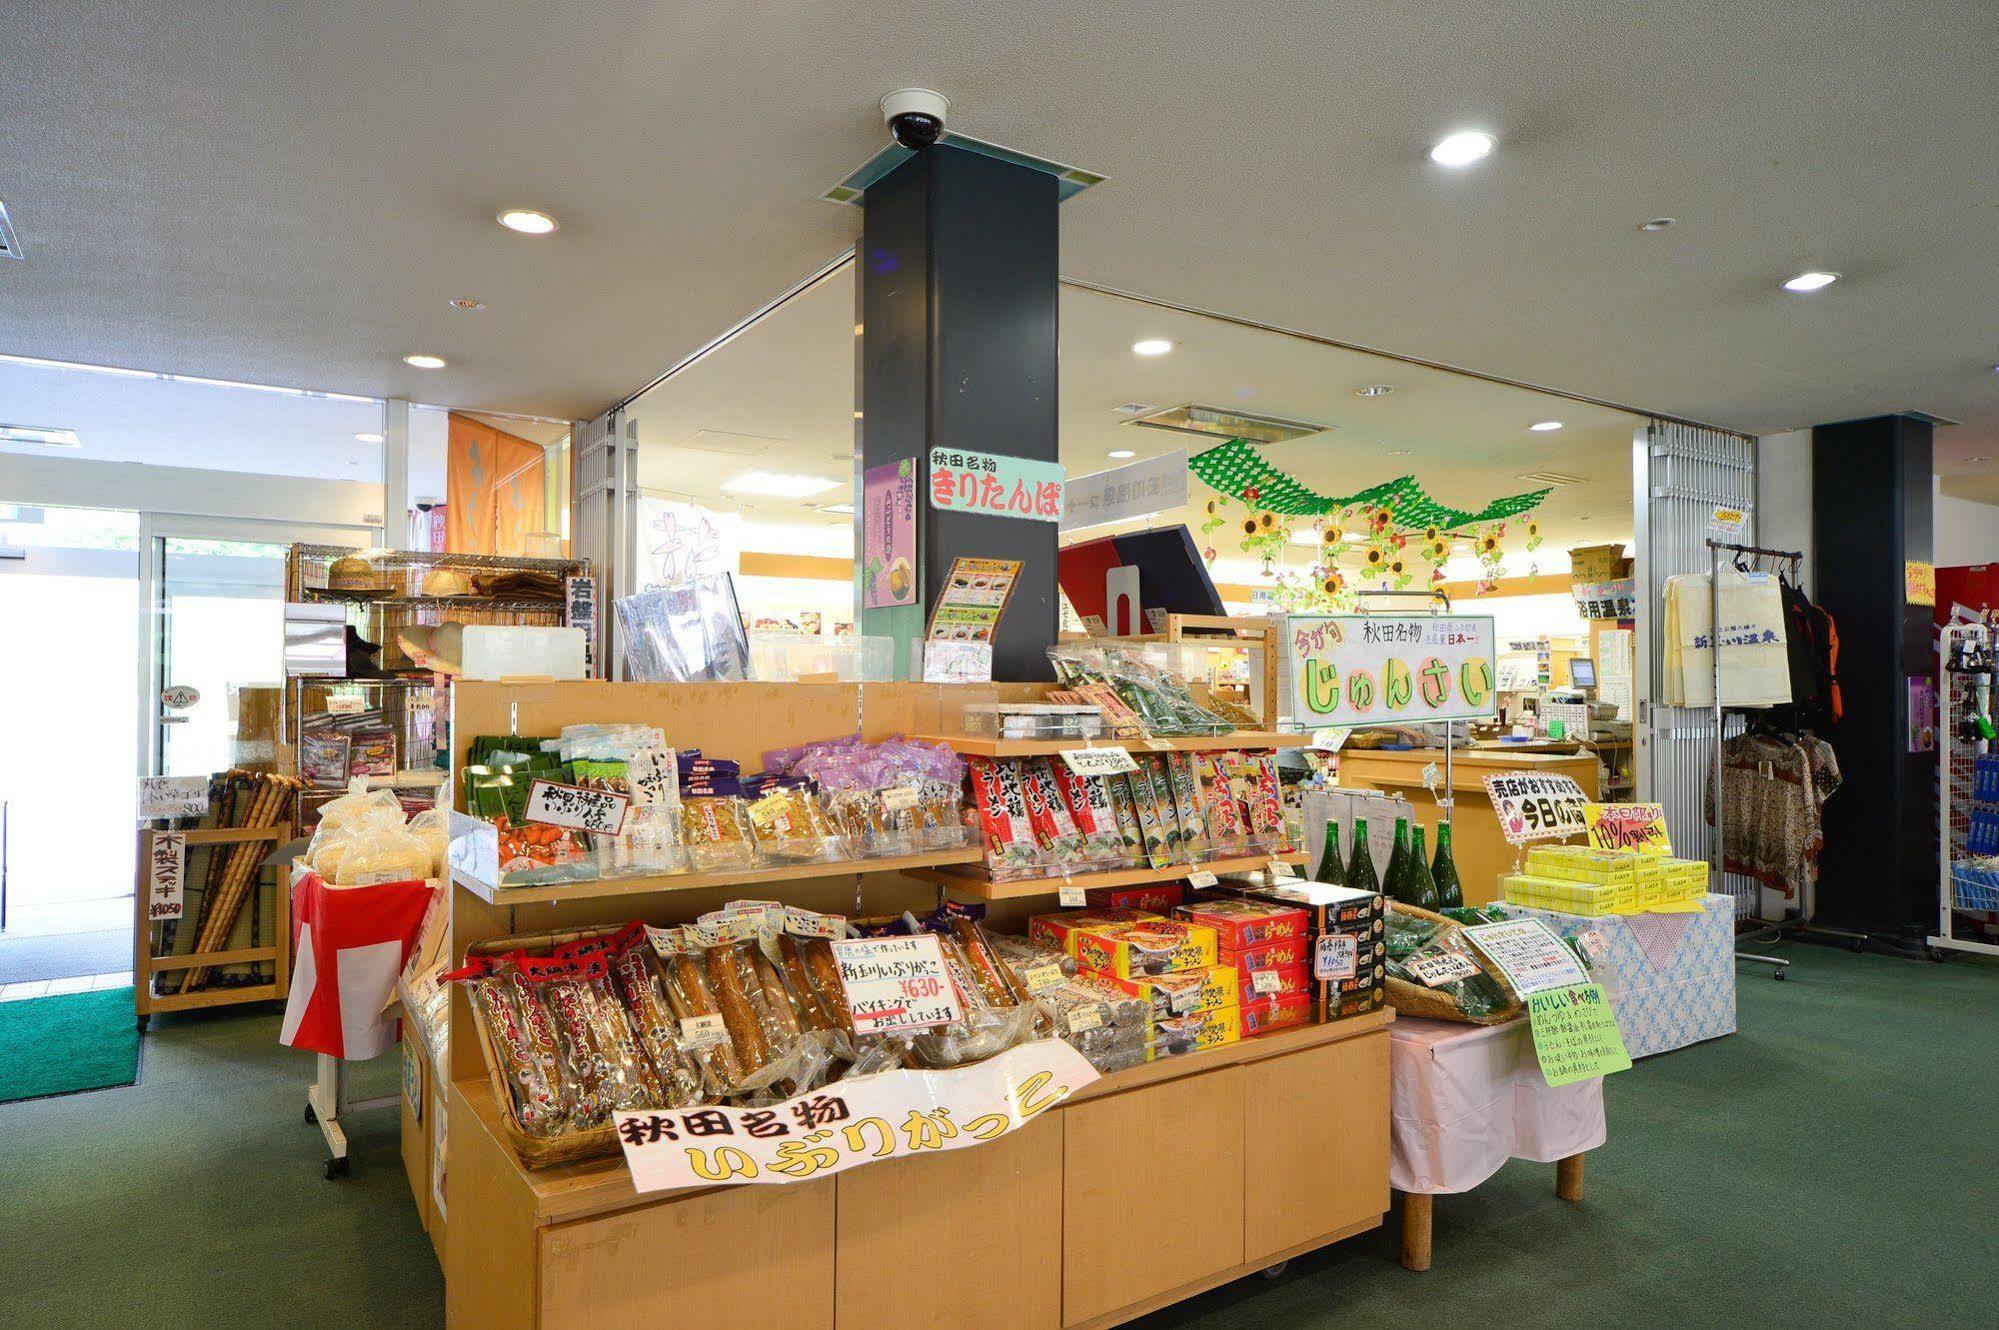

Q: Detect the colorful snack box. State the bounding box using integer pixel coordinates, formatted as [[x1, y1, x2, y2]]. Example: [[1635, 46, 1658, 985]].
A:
[[1240, 990, 1312, 1037], [1027, 908, 1160, 956], [1229, 961, 1313, 1007], [1086, 882, 1186, 914], [1094, 964, 1238, 1019], [1176, 897, 1312, 950], [1144, 1004, 1240, 1060], [1222, 934, 1309, 972], [1073, 920, 1219, 979]]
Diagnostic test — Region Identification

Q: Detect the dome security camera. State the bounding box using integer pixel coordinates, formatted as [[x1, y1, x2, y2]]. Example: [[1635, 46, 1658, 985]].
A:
[[881, 88, 949, 150]]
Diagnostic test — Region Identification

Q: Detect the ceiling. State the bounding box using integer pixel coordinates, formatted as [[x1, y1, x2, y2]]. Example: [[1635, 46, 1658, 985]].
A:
[[4, 1, 1997, 487], [629, 265, 1636, 562]]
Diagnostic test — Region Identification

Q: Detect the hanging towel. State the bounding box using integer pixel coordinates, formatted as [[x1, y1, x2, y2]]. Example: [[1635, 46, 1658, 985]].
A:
[[1664, 571, 1793, 708]]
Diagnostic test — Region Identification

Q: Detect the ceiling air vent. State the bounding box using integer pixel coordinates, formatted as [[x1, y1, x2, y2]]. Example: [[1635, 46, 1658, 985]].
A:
[[1516, 469, 1586, 487], [0, 198, 19, 260], [1129, 404, 1328, 446]]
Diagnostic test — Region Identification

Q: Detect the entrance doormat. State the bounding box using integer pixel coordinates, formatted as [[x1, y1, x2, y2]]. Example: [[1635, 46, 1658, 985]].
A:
[[0, 986, 140, 1103]]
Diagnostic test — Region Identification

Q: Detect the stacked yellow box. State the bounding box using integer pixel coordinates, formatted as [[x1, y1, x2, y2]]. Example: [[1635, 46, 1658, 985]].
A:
[[1502, 846, 1711, 914]]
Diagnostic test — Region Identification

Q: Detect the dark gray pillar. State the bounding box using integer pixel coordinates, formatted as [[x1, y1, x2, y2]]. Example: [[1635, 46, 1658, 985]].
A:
[[857, 144, 1060, 681], [1811, 414, 1934, 938]]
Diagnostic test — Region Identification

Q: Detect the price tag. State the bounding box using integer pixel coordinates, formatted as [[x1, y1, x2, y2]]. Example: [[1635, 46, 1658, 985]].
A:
[[1251, 968, 1283, 996], [1059, 746, 1139, 777], [147, 833, 186, 921], [1421, 762, 1441, 793], [1309, 727, 1351, 752], [1186, 869, 1218, 890], [1314, 933, 1358, 981], [1144, 738, 1174, 751], [1707, 504, 1749, 541], [1165, 984, 1200, 1016], [1066, 1004, 1105, 1035], [1058, 882, 1088, 907], [783, 907, 846, 940], [525, 779, 630, 835], [678, 1014, 729, 1048], [644, 923, 686, 958], [138, 775, 209, 820], [830, 934, 966, 1035], [879, 785, 921, 813], [1023, 963, 1065, 994], [1406, 952, 1481, 987], [627, 748, 678, 807], [1269, 858, 1299, 882], [324, 692, 367, 716]]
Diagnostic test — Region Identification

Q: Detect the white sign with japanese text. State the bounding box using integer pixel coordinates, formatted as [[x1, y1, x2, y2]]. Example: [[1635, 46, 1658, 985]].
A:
[[614, 1038, 1098, 1191], [1059, 746, 1139, 777], [1482, 771, 1590, 845], [1314, 932, 1358, 982], [830, 934, 966, 1035], [138, 775, 210, 820], [524, 779, 630, 836], [147, 833, 186, 921], [1287, 615, 1498, 725], [1463, 919, 1591, 995], [1061, 450, 1189, 532]]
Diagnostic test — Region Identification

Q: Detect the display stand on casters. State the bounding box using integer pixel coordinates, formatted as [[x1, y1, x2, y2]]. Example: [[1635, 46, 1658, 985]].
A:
[[1930, 622, 1999, 960]]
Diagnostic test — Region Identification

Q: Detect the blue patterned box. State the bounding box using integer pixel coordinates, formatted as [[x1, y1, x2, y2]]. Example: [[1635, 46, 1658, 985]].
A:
[[1497, 893, 1737, 1059]]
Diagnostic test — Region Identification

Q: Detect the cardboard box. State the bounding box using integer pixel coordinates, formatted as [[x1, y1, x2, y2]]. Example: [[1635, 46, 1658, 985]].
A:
[[1144, 1004, 1240, 1060], [1221, 880, 1387, 1021], [1086, 882, 1184, 914], [1228, 960, 1312, 1006], [1240, 990, 1312, 1037], [1569, 543, 1634, 584], [1074, 920, 1219, 979], [1094, 964, 1237, 1019], [1027, 908, 1160, 956], [1222, 935, 1308, 972], [1220, 880, 1384, 936], [1175, 897, 1311, 950]]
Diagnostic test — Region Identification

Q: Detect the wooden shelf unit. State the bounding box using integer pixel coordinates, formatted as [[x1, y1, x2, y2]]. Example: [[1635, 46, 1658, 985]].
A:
[[912, 850, 1310, 901], [433, 680, 1392, 1330], [451, 845, 986, 907], [134, 824, 293, 1022], [912, 729, 1307, 758]]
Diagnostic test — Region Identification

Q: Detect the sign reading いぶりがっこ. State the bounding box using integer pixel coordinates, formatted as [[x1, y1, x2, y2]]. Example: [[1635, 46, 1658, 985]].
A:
[[928, 447, 1064, 523], [1286, 615, 1497, 725]]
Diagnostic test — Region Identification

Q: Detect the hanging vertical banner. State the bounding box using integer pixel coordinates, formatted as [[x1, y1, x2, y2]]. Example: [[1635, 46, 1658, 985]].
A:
[[862, 460, 919, 609], [1287, 615, 1498, 724], [928, 447, 1065, 522]]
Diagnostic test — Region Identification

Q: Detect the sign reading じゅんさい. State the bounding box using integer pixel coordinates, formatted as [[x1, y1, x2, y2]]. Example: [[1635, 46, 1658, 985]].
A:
[[1286, 615, 1498, 725]]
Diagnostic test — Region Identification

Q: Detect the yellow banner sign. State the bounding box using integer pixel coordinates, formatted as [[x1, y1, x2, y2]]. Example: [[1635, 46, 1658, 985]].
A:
[[1582, 802, 1671, 855]]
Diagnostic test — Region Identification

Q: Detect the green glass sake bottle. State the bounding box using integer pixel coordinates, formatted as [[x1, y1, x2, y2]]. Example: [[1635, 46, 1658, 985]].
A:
[[1314, 819, 1346, 886], [1347, 818, 1378, 893], [1404, 824, 1440, 910], [1382, 818, 1410, 902], [1431, 822, 1465, 910]]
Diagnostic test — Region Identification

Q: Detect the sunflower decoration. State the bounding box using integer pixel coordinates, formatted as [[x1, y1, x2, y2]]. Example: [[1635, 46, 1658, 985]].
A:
[[1389, 557, 1415, 590], [1321, 570, 1345, 596], [1370, 505, 1395, 533], [1429, 537, 1450, 561], [1322, 524, 1343, 546], [1360, 546, 1387, 579], [1525, 519, 1543, 553], [1198, 490, 1231, 540], [1242, 516, 1260, 538], [1478, 531, 1501, 558], [1423, 525, 1442, 545], [1258, 511, 1276, 534]]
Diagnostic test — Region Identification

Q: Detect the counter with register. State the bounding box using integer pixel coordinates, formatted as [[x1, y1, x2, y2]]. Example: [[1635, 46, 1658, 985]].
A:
[[421, 679, 1393, 1330]]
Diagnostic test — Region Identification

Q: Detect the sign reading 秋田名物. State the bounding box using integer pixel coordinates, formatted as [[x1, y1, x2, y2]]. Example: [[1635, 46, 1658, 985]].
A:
[[1286, 615, 1497, 724], [928, 447, 1065, 523]]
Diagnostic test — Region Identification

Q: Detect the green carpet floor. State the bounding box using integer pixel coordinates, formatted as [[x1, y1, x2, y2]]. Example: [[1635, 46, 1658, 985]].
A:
[[1, 947, 1994, 1329], [0, 987, 140, 1103]]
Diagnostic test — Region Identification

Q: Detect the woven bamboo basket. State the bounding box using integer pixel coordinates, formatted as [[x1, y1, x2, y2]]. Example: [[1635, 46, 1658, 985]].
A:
[[465, 924, 626, 1169], [1384, 902, 1523, 1026]]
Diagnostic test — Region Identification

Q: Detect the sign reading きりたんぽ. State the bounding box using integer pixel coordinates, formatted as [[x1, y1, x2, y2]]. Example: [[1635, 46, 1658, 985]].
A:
[[614, 1038, 1099, 1191], [928, 447, 1065, 523], [1287, 614, 1498, 725], [1483, 771, 1591, 845]]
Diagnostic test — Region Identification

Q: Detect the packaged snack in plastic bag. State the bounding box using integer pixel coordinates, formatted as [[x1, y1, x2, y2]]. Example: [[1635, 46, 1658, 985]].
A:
[[1052, 763, 1134, 866], [334, 822, 435, 885], [457, 958, 572, 1138], [516, 952, 664, 1126], [680, 796, 755, 871], [602, 927, 704, 1108], [968, 757, 1045, 880], [649, 928, 748, 1100], [1019, 758, 1086, 865]]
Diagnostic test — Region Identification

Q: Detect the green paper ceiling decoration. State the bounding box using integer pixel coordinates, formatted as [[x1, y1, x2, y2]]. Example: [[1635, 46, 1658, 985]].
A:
[[1188, 439, 1552, 530]]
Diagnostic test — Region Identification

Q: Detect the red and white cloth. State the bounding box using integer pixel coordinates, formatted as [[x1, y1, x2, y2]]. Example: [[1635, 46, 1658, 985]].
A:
[[280, 872, 439, 1061]]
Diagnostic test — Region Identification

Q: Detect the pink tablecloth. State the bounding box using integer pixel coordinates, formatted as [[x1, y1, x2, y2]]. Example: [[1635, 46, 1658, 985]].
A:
[[1390, 1015, 1606, 1194]]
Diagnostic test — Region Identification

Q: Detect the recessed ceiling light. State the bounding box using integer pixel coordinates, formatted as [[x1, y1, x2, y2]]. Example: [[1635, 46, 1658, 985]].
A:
[[450, 298, 485, 311], [1388, 449, 1411, 456], [1529, 420, 1565, 432], [403, 354, 447, 369], [722, 470, 842, 499], [1108, 449, 1136, 460], [1428, 130, 1494, 167], [0, 423, 81, 448], [1781, 270, 1840, 292], [1639, 218, 1676, 232], [1132, 339, 1173, 357], [497, 209, 558, 235], [819, 502, 856, 515], [1355, 384, 1395, 398], [355, 432, 384, 444]]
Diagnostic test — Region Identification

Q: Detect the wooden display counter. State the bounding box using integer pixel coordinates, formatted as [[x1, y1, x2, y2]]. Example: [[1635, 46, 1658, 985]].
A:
[[432, 680, 1393, 1329], [1334, 749, 1599, 904], [447, 1010, 1390, 1330]]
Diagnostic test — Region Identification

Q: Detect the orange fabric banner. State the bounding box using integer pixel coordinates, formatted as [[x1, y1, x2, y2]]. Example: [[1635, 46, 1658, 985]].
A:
[[446, 414, 546, 555]]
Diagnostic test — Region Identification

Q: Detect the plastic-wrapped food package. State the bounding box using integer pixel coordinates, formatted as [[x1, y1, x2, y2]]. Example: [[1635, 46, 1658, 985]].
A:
[[1161, 753, 1212, 862], [747, 786, 843, 864], [1036, 974, 1149, 1073], [984, 930, 1077, 982], [1195, 753, 1250, 857], [602, 929, 704, 1108], [650, 930, 749, 1100], [1125, 762, 1179, 867], [905, 917, 1040, 1069], [517, 952, 664, 1126], [460, 958, 572, 1138], [1018, 758, 1087, 865], [680, 796, 756, 871], [334, 823, 435, 885], [406, 807, 451, 879], [967, 757, 1045, 880], [1053, 764, 1139, 867], [698, 936, 831, 1102]]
